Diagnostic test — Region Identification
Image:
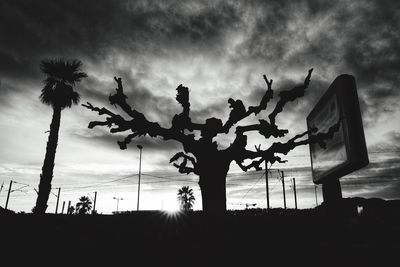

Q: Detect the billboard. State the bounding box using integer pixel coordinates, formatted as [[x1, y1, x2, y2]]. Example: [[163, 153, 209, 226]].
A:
[[307, 74, 369, 184]]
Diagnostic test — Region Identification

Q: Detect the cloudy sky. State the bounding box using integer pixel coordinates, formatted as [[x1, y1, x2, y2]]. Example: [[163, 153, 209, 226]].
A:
[[0, 0, 399, 213]]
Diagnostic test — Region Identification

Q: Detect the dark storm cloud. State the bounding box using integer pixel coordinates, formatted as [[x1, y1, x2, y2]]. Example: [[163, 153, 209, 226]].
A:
[[0, 52, 40, 83], [74, 130, 182, 152], [327, 0, 400, 127], [0, 0, 242, 82], [340, 0, 400, 86], [232, 0, 339, 63], [0, 0, 249, 140], [236, 0, 400, 71], [233, 0, 400, 130], [79, 71, 180, 126], [369, 131, 400, 152], [0, 82, 13, 107], [3, 0, 399, 130], [77, 69, 231, 132], [74, 72, 231, 152], [190, 100, 229, 123], [347, 160, 400, 181], [244, 74, 331, 134], [2, 0, 399, 97]]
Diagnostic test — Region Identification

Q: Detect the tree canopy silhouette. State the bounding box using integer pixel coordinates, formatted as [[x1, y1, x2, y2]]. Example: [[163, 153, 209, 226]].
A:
[[34, 58, 87, 214], [76, 196, 93, 215], [83, 68, 339, 213]]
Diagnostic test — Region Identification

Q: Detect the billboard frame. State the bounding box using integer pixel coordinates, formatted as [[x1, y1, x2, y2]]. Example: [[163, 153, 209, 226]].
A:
[[307, 74, 369, 184]]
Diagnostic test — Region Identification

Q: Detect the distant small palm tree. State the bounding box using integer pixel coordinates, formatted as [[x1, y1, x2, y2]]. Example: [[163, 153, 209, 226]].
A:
[[67, 205, 75, 215], [177, 186, 195, 211], [76, 196, 92, 215], [34, 59, 87, 214]]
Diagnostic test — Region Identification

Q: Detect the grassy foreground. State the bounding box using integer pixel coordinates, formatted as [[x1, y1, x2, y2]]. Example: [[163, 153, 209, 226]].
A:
[[1, 198, 400, 264]]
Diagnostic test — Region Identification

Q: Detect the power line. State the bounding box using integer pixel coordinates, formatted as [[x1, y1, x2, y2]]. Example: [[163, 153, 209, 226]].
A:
[[2, 151, 396, 193], [2, 172, 400, 197], [238, 172, 266, 203], [60, 174, 138, 191], [11, 185, 29, 193], [12, 181, 32, 187]]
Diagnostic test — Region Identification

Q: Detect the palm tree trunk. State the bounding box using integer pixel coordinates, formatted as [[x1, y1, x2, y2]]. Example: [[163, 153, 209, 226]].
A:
[[34, 106, 61, 214]]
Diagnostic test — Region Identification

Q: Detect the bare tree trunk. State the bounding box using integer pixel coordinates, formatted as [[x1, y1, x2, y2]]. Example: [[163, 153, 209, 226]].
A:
[[34, 106, 61, 214], [198, 159, 230, 214]]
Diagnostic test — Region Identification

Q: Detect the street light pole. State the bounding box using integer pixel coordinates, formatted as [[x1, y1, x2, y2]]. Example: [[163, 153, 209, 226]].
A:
[[281, 171, 286, 209], [265, 161, 270, 209], [61, 201, 65, 214], [137, 145, 143, 211], [113, 197, 123, 213]]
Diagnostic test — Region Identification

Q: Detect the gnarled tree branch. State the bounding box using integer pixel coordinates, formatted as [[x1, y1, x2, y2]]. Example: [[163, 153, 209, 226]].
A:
[[268, 68, 313, 125], [170, 152, 198, 175], [222, 74, 274, 133], [233, 118, 340, 171], [236, 119, 288, 138], [83, 78, 196, 151], [83, 68, 343, 213]]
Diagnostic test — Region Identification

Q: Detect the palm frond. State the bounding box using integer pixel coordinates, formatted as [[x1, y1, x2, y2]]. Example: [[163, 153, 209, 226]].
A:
[[71, 71, 88, 84], [39, 79, 56, 106], [71, 91, 81, 105], [39, 58, 85, 109], [40, 58, 87, 85]]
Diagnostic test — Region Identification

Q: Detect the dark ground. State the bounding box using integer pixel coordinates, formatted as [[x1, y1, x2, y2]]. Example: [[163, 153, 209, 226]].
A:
[[1, 197, 400, 265]]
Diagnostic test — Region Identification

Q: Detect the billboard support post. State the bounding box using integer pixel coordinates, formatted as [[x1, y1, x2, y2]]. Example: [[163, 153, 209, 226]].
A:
[[322, 178, 342, 205]]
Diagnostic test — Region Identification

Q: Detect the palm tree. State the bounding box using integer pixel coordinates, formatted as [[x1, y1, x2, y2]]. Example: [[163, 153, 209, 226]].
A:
[[75, 196, 93, 215], [177, 186, 196, 211], [34, 59, 87, 214], [67, 205, 75, 215]]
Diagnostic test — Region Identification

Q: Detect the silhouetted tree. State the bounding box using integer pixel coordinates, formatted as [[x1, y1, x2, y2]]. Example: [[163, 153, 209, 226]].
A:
[[177, 186, 196, 211], [83, 69, 339, 214], [34, 59, 87, 214], [67, 205, 75, 215], [75, 196, 92, 215]]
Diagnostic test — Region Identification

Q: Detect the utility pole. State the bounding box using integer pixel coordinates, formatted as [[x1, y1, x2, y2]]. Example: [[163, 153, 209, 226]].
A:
[[137, 145, 143, 211], [67, 200, 71, 214], [292, 178, 297, 209], [114, 197, 123, 212], [314, 185, 318, 206], [61, 201, 65, 214], [281, 171, 286, 209], [5, 180, 13, 210], [55, 187, 61, 214], [93, 191, 97, 214], [265, 161, 270, 209]]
